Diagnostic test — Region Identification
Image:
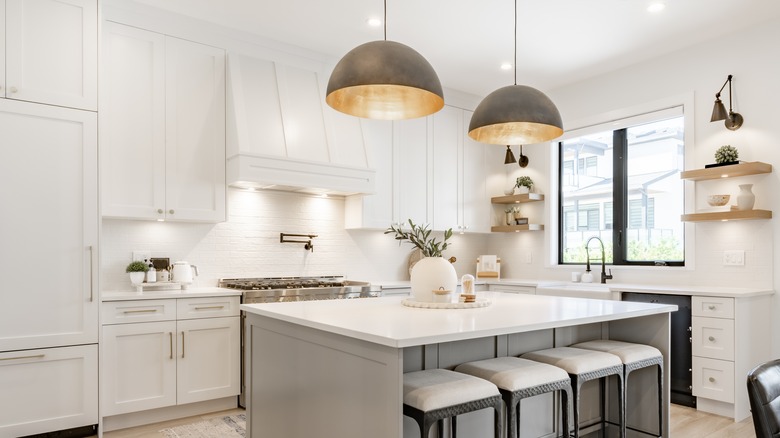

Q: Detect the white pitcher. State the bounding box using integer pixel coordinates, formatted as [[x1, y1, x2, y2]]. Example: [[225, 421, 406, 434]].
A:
[[171, 261, 198, 288]]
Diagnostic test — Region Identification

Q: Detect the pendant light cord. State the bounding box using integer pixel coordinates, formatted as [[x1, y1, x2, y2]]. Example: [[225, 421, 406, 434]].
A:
[[514, 0, 517, 85], [384, 0, 387, 41]]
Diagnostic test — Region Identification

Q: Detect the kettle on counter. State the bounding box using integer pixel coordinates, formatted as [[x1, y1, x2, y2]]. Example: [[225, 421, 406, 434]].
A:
[[171, 261, 198, 289]]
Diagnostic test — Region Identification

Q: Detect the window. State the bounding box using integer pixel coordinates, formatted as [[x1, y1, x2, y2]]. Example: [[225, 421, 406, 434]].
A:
[[558, 109, 685, 266]]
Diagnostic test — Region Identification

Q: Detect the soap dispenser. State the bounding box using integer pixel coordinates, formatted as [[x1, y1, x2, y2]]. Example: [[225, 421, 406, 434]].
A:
[[146, 260, 157, 283]]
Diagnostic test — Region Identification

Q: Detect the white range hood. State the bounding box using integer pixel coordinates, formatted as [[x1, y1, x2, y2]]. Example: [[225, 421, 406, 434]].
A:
[[226, 53, 375, 196]]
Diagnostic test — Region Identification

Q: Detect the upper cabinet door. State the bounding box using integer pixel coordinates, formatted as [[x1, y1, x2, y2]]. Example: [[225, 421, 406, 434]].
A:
[[462, 111, 491, 233], [5, 0, 97, 110], [100, 22, 166, 220], [432, 106, 461, 232], [164, 37, 226, 222], [0, 99, 98, 351]]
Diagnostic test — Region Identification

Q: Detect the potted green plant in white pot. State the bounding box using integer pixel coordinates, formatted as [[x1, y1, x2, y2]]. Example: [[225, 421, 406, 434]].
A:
[[126, 260, 149, 285], [515, 176, 534, 194], [385, 220, 455, 303]]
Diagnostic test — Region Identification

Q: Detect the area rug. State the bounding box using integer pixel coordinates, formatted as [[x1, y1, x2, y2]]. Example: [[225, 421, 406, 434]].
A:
[[160, 414, 245, 438]]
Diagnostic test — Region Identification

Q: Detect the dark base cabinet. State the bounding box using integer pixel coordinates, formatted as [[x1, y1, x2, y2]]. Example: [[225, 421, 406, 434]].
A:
[[622, 292, 695, 408]]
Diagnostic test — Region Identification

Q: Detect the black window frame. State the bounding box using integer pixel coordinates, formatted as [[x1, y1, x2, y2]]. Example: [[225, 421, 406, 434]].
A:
[[557, 127, 684, 267]]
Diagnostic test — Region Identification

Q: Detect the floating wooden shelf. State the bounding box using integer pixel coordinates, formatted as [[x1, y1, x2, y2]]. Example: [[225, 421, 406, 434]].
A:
[[491, 193, 544, 204], [680, 161, 772, 181], [490, 224, 544, 232], [681, 209, 772, 222]]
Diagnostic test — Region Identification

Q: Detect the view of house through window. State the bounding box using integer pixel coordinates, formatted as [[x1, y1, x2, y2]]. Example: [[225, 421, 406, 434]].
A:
[[559, 113, 685, 265]]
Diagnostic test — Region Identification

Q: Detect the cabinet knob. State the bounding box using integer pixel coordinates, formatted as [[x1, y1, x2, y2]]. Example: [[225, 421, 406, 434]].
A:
[[708, 305, 716, 310], [708, 336, 715, 342], [708, 377, 716, 383], [157, 208, 164, 214], [169, 209, 174, 215], [9, 86, 17, 93]]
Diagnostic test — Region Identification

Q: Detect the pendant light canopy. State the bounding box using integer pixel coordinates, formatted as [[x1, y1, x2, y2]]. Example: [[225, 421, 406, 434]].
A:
[[468, 0, 563, 145], [325, 1, 443, 120]]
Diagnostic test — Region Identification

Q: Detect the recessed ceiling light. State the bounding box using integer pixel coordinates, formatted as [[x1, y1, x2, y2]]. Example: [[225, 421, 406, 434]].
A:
[[500, 62, 512, 71], [647, 2, 665, 13], [366, 17, 382, 27]]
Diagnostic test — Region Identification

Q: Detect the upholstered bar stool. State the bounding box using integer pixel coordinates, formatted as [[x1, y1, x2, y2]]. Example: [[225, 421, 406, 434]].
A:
[[521, 347, 624, 438], [455, 356, 571, 438], [571, 340, 664, 437], [403, 368, 502, 438]]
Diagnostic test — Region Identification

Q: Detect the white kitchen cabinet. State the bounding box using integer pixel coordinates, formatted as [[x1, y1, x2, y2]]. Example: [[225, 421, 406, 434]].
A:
[[1, 0, 97, 110], [0, 99, 98, 352], [691, 294, 772, 421], [0, 345, 98, 437], [101, 22, 226, 222], [345, 119, 394, 229], [395, 116, 432, 226], [101, 297, 240, 417]]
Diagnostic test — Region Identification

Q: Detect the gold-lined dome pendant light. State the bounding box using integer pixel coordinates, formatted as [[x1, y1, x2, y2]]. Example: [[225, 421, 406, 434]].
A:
[[468, 0, 563, 144], [326, 0, 444, 120]]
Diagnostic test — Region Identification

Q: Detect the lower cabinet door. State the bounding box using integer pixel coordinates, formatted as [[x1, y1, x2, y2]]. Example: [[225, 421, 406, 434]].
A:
[[176, 316, 240, 404], [0, 344, 97, 437], [692, 356, 735, 403], [102, 321, 177, 415]]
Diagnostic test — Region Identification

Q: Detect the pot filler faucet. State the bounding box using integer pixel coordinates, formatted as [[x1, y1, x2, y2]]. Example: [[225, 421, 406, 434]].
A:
[[585, 236, 613, 284]]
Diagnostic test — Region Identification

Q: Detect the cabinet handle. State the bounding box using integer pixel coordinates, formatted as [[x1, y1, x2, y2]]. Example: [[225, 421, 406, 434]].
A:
[[88, 245, 94, 302], [708, 336, 715, 342], [181, 331, 185, 358], [194, 305, 224, 311], [0, 354, 44, 361], [169, 209, 175, 215], [709, 377, 716, 383], [169, 332, 173, 360], [708, 305, 716, 310], [157, 208, 164, 214], [123, 309, 157, 314]]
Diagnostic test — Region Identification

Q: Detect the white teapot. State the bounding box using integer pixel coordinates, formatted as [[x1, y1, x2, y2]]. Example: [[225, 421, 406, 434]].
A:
[[171, 261, 198, 288]]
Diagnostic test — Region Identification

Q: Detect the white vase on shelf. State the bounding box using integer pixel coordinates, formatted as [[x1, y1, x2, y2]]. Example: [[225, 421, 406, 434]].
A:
[[736, 184, 755, 210]]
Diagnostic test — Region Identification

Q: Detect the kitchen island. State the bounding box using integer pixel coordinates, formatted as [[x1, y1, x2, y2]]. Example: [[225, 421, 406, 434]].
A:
[[242, 292, 677, 438]]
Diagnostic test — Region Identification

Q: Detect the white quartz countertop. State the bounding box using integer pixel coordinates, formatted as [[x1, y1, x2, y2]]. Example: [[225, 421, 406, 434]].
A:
[[241, 293, 676, 348], [375, 279, 773, 298], [101, 287, 241, 301]]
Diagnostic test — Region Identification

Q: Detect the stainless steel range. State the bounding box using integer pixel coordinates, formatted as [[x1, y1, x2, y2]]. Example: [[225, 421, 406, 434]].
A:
[[219, 275, 381, 407]]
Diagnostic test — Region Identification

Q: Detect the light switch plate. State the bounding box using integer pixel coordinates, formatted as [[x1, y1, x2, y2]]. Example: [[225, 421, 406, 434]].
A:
[[723, 250, 745, 266]]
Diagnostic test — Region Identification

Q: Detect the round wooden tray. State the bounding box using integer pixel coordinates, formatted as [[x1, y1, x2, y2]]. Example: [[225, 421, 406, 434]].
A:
[[401, 298, 491, 309]]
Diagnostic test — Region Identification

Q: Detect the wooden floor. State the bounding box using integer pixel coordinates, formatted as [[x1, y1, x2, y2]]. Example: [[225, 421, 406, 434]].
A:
[[98, 404, 754, 437]]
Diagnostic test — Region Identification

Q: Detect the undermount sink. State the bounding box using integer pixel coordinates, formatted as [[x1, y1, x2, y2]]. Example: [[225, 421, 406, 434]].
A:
[[536, 283, 615, 300]]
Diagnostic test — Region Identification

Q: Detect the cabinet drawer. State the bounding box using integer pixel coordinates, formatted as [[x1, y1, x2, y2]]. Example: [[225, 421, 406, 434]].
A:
[[692, 356, 734, 403], [692, 316, 735, 360], [692, 296, 734, 318], [177, 296, 240, 319], [102, 300, 177, 325]]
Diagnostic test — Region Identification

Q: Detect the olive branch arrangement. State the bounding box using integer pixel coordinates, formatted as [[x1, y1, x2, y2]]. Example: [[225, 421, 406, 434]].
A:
[[384, 219, 452, 257]]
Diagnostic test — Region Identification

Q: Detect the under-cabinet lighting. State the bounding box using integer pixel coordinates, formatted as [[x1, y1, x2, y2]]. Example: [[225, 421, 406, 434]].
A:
[[157, 219, 164, 222], [721, 219, 728, 222], [721, 174, 729, 178]]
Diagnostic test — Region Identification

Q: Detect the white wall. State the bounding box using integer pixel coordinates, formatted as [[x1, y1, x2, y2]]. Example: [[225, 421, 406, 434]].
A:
[[101, 188, 492, 291], [487, 18, 780, 354]]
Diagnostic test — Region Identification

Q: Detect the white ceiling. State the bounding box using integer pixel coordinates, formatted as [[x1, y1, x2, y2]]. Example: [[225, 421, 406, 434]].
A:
[[132, 0, 780, 97]]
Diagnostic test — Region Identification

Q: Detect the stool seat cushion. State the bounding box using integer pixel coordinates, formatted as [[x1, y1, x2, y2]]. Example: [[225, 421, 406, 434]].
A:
[[404, 369, 500, 412], [521, 347, 621, 375], [455, 357, 569, 392], [571, 340, 662, 365]]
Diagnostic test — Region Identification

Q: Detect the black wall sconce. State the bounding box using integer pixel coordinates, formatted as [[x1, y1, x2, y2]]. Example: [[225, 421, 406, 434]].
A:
[[503, 145, 530, 167], [710, 74, 744, 131]]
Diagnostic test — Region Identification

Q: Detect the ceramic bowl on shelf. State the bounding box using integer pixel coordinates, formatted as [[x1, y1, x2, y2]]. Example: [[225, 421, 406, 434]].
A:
[[707, 194, 730, 206]]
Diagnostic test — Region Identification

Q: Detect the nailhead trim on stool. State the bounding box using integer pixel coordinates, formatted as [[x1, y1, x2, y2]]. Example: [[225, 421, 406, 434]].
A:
[[455, 357, 572, 438], [521, 347, 624, 438], [571, 340, 664, 438], [403, 368, 502, 438]]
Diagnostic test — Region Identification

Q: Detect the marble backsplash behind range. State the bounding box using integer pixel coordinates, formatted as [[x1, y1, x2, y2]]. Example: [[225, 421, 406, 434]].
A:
[[101, 188, 492, 292]]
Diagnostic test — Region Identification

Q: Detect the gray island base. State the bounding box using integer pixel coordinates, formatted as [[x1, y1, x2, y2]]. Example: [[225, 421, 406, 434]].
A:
[[242, 293, 676, 438]]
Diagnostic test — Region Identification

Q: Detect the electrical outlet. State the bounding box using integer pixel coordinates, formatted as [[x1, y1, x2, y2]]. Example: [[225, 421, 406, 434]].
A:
[[723, 250, 745, 266], [523, 252, 533, 264], [132, 250, 151, 263]]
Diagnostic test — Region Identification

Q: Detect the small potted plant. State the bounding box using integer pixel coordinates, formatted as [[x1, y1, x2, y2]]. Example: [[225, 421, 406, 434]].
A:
[[385, 219, 455, 303], [511, 206, 523, 222], [126, 260, 149, 285], [515, 176, 534, 194], [713, 145, 739, 167]]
